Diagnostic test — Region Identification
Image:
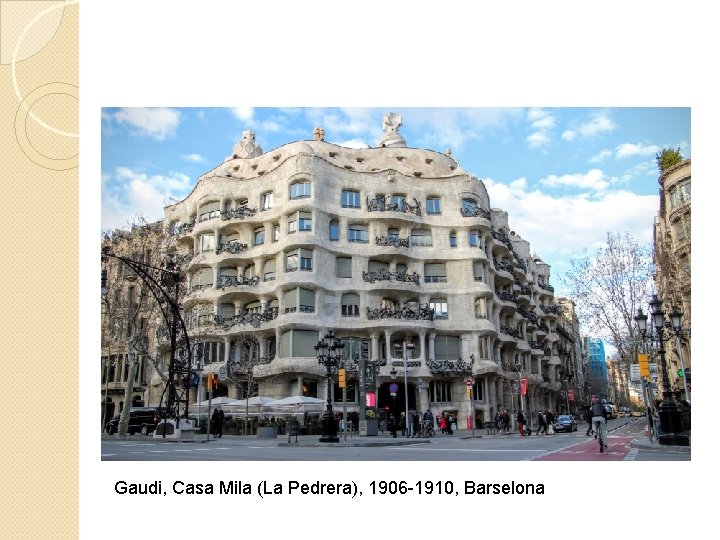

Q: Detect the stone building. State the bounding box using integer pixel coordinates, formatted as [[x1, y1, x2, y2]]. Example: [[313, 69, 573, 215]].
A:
[[653, 158, 691, 399], [157, 113, 578, 429]]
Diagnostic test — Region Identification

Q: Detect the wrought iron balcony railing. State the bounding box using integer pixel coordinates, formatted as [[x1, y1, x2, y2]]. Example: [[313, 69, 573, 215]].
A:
[[216, 241, 249, 255], [366, 196, 422, 216], [362, 269, 420, 285], [500, 324, 521, 338], [169, 220, 195, 236], [366, 302, 434, 321], [220, 206, 258, 221], [375, 235, 411, 248], [496, 291, 517, 303], [540, 304, 558, 314], [460, 206, 491, 220], [494, 260, 514, 273], [538, 282, 555, 293], [214, 307, 279, 330], [216, 274, 260, 289], [428, 355, 474, 376], [518, 307, 538, 324]]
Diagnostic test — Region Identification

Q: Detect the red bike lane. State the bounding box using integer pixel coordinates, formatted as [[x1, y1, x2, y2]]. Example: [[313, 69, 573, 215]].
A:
[[533, 435, 634, 461]]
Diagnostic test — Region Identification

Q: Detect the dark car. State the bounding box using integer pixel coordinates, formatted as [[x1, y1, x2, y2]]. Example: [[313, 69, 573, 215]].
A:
[[105, 407, 163, 435], [553, 414, 577, 433]]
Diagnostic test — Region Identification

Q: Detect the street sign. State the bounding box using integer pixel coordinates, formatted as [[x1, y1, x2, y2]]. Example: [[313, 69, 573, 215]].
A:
[[638, 354, 649, 377], [630, 364, 641, 382], [218, 366, 227, 381], [389, 383, 398, 393], [677, 368, 684, 378], [418, 378, 424, 391], [520, 378, 528, 396], [466, 378, 473, 386]]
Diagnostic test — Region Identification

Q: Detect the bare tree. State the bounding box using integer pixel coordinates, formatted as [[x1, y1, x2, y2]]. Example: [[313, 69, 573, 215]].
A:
[[560, 232, 655, 376], [226, 334, 273, 434]]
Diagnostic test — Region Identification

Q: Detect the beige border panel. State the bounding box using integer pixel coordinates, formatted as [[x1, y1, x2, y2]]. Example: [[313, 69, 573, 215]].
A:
[[0, 1, 78, 538]]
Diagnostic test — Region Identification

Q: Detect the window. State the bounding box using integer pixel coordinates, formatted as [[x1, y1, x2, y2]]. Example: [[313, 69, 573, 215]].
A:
[[468, 230, 478, 247], [336, 257, 352, 278], [243, 264, 256, 279], [449, 232, 457, 248], [286, 251, 298, 272], [388, 227, 399, 241], [472, 379, 483, 401], [261, 191, 274, 210], [680, 181, 691, 202], [283, 287, 315, 314], [300, 251, 313, 271], [264, 259, 276, 281], [670, 189, 680, 209], [329, 220, 339, 241], [430, 298, 448, 319], [290, 181, 311, 199], [341, 190, 361, 208], [368, 260, 389, 273], [272, 224, 280, 242], [462, 198, 478, 211], [426, 197, 441, 214], [341, 293, 360, 317], [475, 297, 487, 319], [411, 228, 432, 247], [287, 215, 297, 234], [200, 233, 216, 252], [478, 336, 489, 359], [424, 263, 447, 283], [395, 262, 407, 274], [473, 261, 484, 282], [674, 219, 687, 243], [391, 194, 406, 209], [199, 201, 221, 222], [245, 301, 261, 314], [253, 227, 265, 245], [348, 224, 369, 243], [281, 329, 320, 357], [299, 212, 312, 232], [429, 381, 452, 403], [434, 335, 459, 360]]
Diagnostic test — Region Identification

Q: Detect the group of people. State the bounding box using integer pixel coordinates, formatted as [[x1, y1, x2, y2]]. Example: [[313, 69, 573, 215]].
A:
[[494, 409, 512, 433], [535, 410, 556, 435]]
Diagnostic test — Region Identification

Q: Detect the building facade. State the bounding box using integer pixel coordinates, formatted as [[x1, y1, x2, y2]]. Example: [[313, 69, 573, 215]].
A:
[[152, 113, 578, 429], [585, 337, 608, 400], [653, 159, 691, 399]]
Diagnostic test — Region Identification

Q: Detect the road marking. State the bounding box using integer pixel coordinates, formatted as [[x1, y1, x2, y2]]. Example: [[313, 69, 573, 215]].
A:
[[101, 454, 117, 457], [624, 449, 638, 461], [389, 447, 538, 452]]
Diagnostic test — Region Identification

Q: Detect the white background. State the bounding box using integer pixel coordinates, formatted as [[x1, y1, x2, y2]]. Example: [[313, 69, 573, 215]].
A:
[[80, 2, 715, 538]]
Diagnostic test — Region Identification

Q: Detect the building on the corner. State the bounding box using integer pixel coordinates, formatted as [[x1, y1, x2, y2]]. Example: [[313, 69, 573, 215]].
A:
[[153, 113, 576, 429], [653, 158, 691, 400]]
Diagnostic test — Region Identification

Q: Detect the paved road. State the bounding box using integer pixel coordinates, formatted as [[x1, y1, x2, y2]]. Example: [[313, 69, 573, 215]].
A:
[[101, 417, 689, 461]]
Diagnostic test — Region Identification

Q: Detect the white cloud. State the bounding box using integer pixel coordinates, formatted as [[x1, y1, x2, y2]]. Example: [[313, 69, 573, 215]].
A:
[[112, 107, 181, 140], [616, 142, 660, 158], [335, 139, 369, 149], [540, 168, 609, 190], [102, 167, 192, 230], [561, 130, 576, 141], [589, 149, 612, 163], [180, 153, 204, 163], [525, 108, 555, 149], [578, 112, 616, 137], [230, 107, 254, 121], [484, 177, 658, 270]]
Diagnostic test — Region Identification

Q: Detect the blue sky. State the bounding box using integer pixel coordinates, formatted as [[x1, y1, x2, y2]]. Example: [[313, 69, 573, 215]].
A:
[[101, 107, 689, 292]]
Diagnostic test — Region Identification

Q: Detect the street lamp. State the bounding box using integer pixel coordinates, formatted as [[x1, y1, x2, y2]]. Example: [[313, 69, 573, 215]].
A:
[[394, 340, 416, 437], [101, 247, 192, 437], [634, 295, 690, 446], [668, 305, 691, 402], [315, 330, 344, 443]]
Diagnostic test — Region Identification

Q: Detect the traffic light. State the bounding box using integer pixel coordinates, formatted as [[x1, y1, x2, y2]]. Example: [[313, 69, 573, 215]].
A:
[[207, 373, 219, 391], [212, 374, 219, 389], [338, 368, 346, 388]]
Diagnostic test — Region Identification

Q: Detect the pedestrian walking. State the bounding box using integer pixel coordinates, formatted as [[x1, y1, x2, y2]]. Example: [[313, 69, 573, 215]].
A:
[[585, 407, 594, 436], [537, 411, 547, 435], [400, 412, 407, 436], [439, 414, 448, 434], [517, 410, 526, 436], [546, 410, 555, 435]]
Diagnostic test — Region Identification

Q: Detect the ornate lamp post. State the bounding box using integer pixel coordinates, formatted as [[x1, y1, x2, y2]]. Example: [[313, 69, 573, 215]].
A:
[[315, 330, 344, 443], [389, 367, 398, 437], [634, 295, 690, 446], [668, 305, 691, 402], [101, 247, 192, 437]]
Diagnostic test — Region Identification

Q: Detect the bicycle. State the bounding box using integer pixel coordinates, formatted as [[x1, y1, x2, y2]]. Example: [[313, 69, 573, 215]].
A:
[[593, 418, 608, 453], [417, 419, 435, 438]]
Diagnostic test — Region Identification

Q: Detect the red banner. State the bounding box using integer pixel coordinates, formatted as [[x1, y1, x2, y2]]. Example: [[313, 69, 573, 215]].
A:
[[567, 389, 575, 401], [520, 378, 528, 396]]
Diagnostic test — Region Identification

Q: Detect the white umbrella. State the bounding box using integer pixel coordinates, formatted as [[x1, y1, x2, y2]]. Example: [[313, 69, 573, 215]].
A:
[[264, 396, 326, 412], [198, 397, 245, 407]]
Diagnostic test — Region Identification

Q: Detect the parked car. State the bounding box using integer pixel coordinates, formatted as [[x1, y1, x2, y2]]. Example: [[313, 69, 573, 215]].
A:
[[553, 414, 577, 433], [105, 407, 163, 435], [631, 410, 644, 417]]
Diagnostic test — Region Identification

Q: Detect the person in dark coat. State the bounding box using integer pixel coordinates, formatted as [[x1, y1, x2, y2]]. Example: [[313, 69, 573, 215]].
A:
[[537, 411, 547, 435], [217, 407, 225, 438], [211, 408, 220, 438], [517, 410, 526, 436]]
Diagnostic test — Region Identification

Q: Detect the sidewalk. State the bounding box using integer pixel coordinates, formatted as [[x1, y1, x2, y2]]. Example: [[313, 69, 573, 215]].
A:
[[628, 436, 691, 453]]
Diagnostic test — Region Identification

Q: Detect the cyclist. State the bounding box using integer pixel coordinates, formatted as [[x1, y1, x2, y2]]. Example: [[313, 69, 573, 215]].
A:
[[590, 401, 609, 452]]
